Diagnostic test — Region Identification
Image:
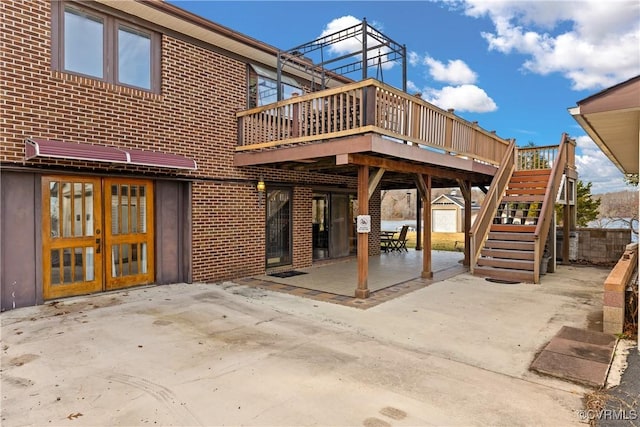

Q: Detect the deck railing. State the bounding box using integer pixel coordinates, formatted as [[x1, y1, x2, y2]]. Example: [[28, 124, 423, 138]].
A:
[[532, 133, 576, 282], [517, 145, 558, 170], [237, 78, 511, 166], [469, 140, 516, 268]]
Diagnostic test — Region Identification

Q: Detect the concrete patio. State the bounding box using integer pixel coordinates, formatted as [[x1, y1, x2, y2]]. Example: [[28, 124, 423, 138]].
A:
[[1, 263, 610, 426]]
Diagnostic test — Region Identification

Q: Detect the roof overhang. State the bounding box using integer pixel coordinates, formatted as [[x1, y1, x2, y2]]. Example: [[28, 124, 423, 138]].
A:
[[569, 75, 640, 174], [25, 138, 197, 170]]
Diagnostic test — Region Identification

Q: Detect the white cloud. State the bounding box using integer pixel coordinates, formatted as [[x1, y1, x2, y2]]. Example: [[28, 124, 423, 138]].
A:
[[424, 84, 498, 113], [319, 16, 396, 70], [423, 56, 478, 85], [448, 0, 640, 90], [408, 51, 420, 66], [573, 135, 628, 193]]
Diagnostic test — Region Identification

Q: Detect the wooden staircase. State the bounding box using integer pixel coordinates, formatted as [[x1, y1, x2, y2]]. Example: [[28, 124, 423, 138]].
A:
[[474, 169, 550, 282]]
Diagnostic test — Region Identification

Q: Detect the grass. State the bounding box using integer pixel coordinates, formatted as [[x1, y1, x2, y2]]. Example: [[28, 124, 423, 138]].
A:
[[404, 231, 465, 252]]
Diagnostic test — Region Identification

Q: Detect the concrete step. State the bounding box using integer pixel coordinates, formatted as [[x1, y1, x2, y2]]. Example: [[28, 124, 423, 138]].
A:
[[473, 265, 535, 283], [477, 257, 535, 270], [480, 248, 535, 260], [483, 239, 535, 251]]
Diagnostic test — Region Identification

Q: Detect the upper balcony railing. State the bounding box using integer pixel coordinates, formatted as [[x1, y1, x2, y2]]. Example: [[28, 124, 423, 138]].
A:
[[237, 78, 512, 166]]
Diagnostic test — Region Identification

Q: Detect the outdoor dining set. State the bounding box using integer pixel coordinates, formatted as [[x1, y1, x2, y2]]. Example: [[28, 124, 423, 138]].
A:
[[380, 225, 410, 252]]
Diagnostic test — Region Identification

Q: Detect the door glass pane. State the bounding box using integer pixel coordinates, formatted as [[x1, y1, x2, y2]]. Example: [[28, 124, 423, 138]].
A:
[[141, 243, 147, 273], [74, 183, 83, 236], [111, 185, 119, 235], [50, 249, 61, 285], [122, 244, 130, 276], [139, 186, 146, 233], [62, 182, 72, 237], [118, 26, 151, 90], [121, 185, 129, 234], [63, 248, 72, 283], [130, 244, 139, 275], [85, 183, 94, 237], [130, 186, 138, 233], [86, 247, 94, 281], [266, 189, 291, 267], [112, 245, 120, 277], [64, 8, 104, 78], [50, 182, 60, 238], [74, 247, 84, 282]]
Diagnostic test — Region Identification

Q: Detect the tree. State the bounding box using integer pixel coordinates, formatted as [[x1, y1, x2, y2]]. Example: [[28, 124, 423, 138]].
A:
[[576, 180, 601, 227]]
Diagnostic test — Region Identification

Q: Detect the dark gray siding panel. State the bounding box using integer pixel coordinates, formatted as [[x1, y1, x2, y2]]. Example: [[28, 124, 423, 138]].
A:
[[1, 172, 41, 310], [155, 180, 191, 284]]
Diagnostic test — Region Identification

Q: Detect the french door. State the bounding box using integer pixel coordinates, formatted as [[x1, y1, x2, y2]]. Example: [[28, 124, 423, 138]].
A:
[[42, 176, 154, 299]]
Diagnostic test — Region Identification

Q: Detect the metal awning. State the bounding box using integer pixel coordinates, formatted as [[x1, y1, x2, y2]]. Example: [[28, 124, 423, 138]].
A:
[[251, 64, 300, 88], [25, 138, 197, 170]]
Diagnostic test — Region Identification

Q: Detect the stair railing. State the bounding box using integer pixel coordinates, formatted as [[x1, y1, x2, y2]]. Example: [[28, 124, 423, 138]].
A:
[[532, 133, 573, 282], [469, 139, 516, 272]]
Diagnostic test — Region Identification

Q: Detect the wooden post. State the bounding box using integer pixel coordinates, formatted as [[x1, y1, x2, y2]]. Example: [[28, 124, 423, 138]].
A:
[[291, 93, 300, 138], [422, 175, 433, 278], [415, 195, 422, 250], [355, 165, 370, 298], [458, 179, 472, 267]]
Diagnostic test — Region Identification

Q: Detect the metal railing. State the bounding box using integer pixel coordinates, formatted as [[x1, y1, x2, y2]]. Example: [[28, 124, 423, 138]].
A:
[[237, 78, 511, 166]]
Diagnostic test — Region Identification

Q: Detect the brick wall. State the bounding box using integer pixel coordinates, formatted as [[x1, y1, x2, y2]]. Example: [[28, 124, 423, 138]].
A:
[[1, 0, 358, 285]]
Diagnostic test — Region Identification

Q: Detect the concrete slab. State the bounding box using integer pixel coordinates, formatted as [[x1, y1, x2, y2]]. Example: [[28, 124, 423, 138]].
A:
[[530, 326, 617, 387], [1, 264, 609, 426], [531, 351, 611, 388]]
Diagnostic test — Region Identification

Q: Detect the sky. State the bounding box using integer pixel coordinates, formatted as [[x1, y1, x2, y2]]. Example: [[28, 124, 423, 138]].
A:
[[170, 0, 640, 194]]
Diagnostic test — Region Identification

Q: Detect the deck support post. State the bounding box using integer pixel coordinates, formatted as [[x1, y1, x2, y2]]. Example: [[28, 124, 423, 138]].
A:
[[415, 195, 422, 250], [421, 174, 433, 278], [458, 179, 472, 266], [355, 165, 370, 298]]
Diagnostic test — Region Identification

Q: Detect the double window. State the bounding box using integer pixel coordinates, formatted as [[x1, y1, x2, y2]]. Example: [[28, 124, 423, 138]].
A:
[[53, 3, 160, 92]]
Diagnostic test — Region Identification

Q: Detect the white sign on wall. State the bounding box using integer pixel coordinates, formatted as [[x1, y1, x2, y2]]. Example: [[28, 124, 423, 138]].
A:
[[356, 215, 371, 233]]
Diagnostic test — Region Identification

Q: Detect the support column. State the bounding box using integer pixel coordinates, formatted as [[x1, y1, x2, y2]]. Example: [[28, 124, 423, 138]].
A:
[[415, 195, 422, 250], [356, 165, 370, 298], [458, 179, 472, 267], [422, 175, 432, 278]]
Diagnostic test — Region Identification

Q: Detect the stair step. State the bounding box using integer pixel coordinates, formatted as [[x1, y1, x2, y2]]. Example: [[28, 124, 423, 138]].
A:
[[488, 231, 536, 241], [506, 188, 547, 195], [477, 257, 535, 270], [512, 169, 552, 177], [502, 195, 545, 202], [480, 248, 535, 260], [490, 224, 537, 233], [473, 266, 535, 283], [507, 181, 549, 189], [483, 240, 535, 251]]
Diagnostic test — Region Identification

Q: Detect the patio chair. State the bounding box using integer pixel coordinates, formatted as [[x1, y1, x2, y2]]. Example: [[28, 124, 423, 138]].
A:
[[390, 225, 409, 252]]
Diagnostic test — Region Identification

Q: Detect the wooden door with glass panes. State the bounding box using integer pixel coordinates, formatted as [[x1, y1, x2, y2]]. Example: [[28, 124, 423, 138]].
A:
[[42, 176, 154, 299], [104, 178, 154, 290], [43, 176, 103, 299]]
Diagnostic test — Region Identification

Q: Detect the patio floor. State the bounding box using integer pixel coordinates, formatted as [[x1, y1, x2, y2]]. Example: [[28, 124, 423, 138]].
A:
[[237, 250, 466, 309]]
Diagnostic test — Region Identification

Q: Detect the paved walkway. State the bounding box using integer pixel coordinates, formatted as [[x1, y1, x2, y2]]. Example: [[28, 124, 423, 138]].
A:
[[1, 265, 610, 426]]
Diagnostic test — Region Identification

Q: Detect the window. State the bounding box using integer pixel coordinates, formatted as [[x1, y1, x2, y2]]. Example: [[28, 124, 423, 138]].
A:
[[53, 3, 160, 92], [248, 65, 302, 108]]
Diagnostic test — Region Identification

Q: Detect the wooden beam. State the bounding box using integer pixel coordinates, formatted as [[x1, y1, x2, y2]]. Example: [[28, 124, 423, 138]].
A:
[[457, 179, 472, 267], [420, 174, 433, 278], [355, 165, 370, 298], [348, 153, 471, 181], [368, 168, 385, 198]]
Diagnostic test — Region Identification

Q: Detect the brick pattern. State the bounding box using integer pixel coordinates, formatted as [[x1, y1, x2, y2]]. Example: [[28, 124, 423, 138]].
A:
[[1, 0, 360, 285]]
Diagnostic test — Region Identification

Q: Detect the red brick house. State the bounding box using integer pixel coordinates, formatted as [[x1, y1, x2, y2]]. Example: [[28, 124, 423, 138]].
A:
[[1, 0, 575, 310]]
